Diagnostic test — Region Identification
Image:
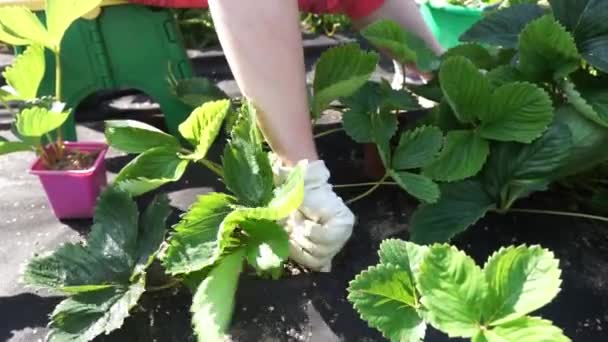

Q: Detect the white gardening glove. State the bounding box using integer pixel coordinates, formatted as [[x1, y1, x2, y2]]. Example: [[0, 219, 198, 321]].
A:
[[274, 159, 355, 272]]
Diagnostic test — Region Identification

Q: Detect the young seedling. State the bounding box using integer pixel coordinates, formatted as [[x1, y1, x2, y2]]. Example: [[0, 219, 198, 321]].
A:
[[0, 0, 106, 169]]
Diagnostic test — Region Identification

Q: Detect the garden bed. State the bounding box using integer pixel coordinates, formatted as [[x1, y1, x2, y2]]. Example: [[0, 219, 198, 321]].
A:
[[3, 3, 608, 341], [1, 121, 607, 342]]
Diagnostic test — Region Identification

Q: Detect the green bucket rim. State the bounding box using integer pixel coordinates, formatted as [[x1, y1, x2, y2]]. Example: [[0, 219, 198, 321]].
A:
[[425, 1, 486, 16]]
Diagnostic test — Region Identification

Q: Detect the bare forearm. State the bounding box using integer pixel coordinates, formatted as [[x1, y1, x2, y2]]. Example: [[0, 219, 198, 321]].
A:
[[208, 0, 318, 165]]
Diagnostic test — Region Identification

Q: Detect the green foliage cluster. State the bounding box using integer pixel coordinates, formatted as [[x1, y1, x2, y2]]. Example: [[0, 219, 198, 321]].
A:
[[348, 240, 568, 341], [24, 188, 171, 341], [12, 1, 600, 341], [310, 0, 608, 244], [25, 100, 305, 341], [0, 0, 104, 167]]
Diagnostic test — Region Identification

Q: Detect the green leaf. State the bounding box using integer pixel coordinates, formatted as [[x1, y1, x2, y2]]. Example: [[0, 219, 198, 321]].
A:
[[219, 164, 305, 251], [342, 82, 400, 144], [170, 77, 227, 108], [418, 245, 488, 338], [23, 244, 121, 293], [48, 279, 145, 342], [410, 179, 496, 244], [424, 130, 490, 182], [518, 15, 580, 80], [361, 19, 440, 72], [115, 147, 189, 196], [361, 20, 416, 65], [439, 56, 492, 124], [3, 44, 45, 100], [483, 246, 562, 325], [483, 122, 573, 206], [562, 79, 608, 128], [105, 120, 180, 154], [222, 104, 274, 207], [0, 139, 31, 155], [408, 78, 443, 103], [442, 43, 495, 70], [179, 99, 231, 160], [23, 188, 145, 291], [134, 194, 171, 275], [45, 0, 103, 49], [380, 81, 420, 111], [392, 125, 443, 170], [243, 220, 289, 271], [222, 143, 274, 207], [548, 0, 592, 31], [86, 188, 140, 276], [486, 65, 526, 88], [312, 44, 379, 118], [460, 4, 545, 48], [225, 164, 304, 224], [478, 82, 554, 143], [0, 21, 29, 46], [378, 239, 429, 276], [376, 136, 392, 169], [162, 193, 236, 275], [554, 105, 608, 178], [0, 6, 50, 47], [390, 170, 440, 204], [15, 107, 70, 142], [480, 316, 570, 342], [24, 189, 165, 342], [348, 264, 425, 342], [550, 0, 608, 73], [191, 249, 245, 342]]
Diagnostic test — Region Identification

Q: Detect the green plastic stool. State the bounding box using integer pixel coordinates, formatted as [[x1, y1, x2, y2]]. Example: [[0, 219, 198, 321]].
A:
[[420, 1, 483, 49], [28, 4, 194, 141]]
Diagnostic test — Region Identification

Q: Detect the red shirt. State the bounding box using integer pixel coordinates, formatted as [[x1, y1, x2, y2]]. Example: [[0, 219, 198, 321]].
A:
[[127, 0, 385, 19]]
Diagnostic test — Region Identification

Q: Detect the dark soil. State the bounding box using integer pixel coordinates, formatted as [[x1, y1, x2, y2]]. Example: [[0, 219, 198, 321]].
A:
[[47, 149, 100, 171]]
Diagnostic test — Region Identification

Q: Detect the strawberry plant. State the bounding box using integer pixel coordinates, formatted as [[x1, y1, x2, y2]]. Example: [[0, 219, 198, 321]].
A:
[[348, 239, 569, 341], [24, 101, 305, 341], [105, 99, 231, 195], [311, 1, 608, 244], [23, 188, 172, 341], [0, 0, 104, 168]]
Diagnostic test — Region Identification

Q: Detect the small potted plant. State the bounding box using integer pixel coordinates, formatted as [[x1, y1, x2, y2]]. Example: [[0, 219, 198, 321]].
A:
[[0, 0, 108, 219]]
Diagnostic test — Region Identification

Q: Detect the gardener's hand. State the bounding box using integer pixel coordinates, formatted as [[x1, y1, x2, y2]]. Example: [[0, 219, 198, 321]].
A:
[[274, 159, 355, 272]]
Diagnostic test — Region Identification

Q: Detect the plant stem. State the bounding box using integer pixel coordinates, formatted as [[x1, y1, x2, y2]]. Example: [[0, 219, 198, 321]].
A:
[[314, 127, 344, 139], [36, 144, 51, 168], [147, 279, 181, 293], [55, 52, 62, 102], [54, 51, 64, 157], [346, 173, 389, 205], [334, 181, 398, 189], [200, 159, 224, 178], [498, 208, 608, 223]]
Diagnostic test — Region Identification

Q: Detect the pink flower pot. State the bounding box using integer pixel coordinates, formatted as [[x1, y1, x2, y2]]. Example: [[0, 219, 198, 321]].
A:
[[29, 142, 109, 220]]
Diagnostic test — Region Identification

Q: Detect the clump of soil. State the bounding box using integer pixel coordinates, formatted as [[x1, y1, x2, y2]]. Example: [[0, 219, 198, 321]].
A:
[[48, 149, 100, 171]]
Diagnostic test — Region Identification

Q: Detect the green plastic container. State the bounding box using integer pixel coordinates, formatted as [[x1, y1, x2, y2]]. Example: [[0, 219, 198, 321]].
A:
[[16, 3, 194, 141], [420, 1, 484, 49]]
